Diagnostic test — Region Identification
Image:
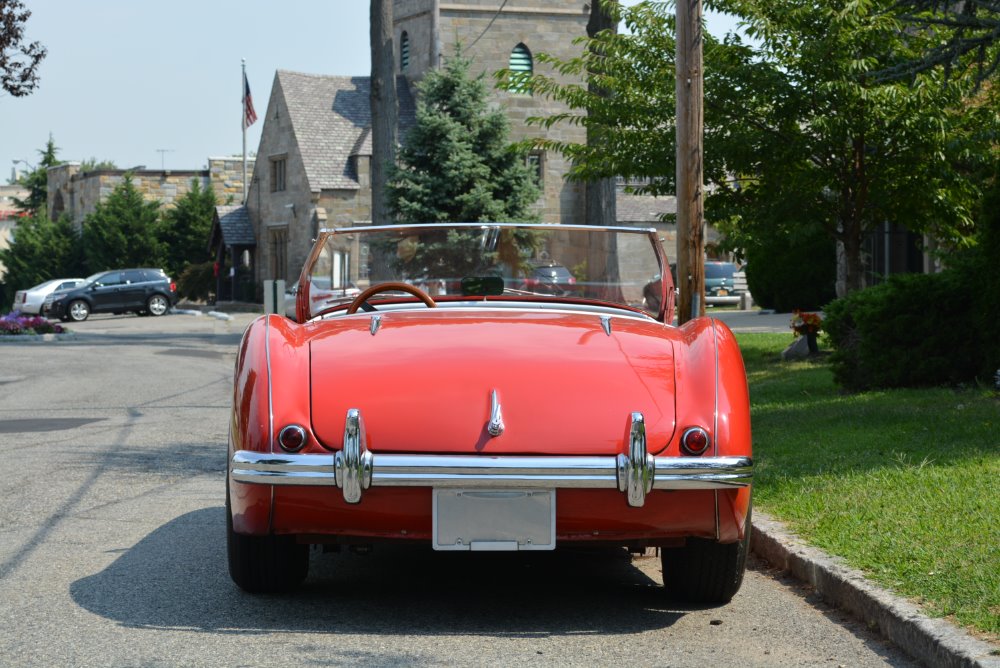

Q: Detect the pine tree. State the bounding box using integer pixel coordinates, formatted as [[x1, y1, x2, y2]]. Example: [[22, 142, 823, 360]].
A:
[[386, 54, 540, 225], [14, 135, 60, 215], [0, 214, 84, 309], [81, 175, 162, 271], [157, 179, 217, 279]]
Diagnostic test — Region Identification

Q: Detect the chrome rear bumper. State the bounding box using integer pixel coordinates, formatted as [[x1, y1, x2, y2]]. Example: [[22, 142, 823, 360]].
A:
[[231, 411, 752, 508]]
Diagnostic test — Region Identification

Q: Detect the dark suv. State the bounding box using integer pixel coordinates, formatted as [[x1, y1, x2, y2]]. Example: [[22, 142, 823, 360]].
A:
[[43, 268, 178, 322]]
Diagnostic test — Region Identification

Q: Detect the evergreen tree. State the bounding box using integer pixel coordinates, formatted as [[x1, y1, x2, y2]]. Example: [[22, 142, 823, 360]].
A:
[[14, 135, 60, 215], [156, 179, 217, 279], [82, 175, 162, 270], [387, 54, 540, 225], [0, 214, 84, 308]]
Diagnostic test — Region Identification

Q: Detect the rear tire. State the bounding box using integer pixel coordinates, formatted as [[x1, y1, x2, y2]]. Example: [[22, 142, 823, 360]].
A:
[[662, 503, 752, 603], [226, 488, 308, 593], [68, 300, 90, 322], [146, 294, 169, 316]]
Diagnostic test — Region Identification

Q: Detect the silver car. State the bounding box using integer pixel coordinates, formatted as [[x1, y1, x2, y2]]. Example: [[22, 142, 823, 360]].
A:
[[12, 278, 86, 315]]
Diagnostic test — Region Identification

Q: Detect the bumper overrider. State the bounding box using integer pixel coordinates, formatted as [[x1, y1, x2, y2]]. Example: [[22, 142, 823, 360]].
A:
[[232, 410, 753, 509]]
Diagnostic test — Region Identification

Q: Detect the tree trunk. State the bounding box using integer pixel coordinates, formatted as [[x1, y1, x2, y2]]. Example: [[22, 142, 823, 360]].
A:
[[370, 0, 397, 227], [585, 1, 618, 230]]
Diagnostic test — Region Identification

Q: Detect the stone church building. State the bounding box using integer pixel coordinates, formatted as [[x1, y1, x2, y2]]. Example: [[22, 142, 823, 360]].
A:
[[215, 0, 677, 299]]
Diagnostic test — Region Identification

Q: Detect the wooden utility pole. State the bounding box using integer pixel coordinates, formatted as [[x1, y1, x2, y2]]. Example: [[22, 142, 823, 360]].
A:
[[675, 0, 705, 324], [370, 0, 397, 227], [585, 0, 617, 229]]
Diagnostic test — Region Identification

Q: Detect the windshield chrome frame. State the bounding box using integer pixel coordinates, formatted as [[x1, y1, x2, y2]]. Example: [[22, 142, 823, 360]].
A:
[[296, 223, 672, 323]]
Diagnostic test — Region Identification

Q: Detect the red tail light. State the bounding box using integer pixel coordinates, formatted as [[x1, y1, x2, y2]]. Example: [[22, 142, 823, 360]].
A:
[[278, 424, 307, 452], [680, 426, 711, 456], [170, 281, 177, 292]]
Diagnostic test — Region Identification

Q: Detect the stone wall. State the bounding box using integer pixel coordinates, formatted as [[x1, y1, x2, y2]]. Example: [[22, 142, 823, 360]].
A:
[[47, 158, 254, 229]]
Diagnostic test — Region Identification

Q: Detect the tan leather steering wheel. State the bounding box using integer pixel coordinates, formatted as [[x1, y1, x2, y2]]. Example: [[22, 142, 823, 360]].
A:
[[345, 281, 437, 314]]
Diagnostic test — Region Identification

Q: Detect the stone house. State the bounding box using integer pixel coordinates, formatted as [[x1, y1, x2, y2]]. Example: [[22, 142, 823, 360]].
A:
[[237, 0, 592, 292]]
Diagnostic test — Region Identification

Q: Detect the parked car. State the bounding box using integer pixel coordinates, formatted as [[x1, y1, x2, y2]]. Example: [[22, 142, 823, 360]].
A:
[[669, 261, 748, 306], [43, 268, 178, 322], [12, 278, 86, 315], [514, 260, 577, 296], [228, 223, 753, 602], [705, 261, 746, 306]]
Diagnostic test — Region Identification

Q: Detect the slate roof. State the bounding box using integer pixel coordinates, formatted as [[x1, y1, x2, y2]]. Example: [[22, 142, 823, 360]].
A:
[[277, 71, 416, 190], [213, 205, 255, 247], [616, 192, 677, 224]]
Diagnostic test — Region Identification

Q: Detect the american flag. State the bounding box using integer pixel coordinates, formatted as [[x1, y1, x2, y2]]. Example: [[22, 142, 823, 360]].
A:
[[243, 72, 258, 129]]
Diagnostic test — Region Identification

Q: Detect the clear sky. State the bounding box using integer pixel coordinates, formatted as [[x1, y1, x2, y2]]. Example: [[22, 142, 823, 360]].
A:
[[1, 1, 738, 182]]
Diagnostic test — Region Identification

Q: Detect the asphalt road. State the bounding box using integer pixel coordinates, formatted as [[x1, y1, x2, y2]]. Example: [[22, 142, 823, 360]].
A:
[[0, 311, 916, 667]]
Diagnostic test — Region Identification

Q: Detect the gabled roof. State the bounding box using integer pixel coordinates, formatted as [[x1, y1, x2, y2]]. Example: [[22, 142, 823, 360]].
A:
[[211, 205, 255, 249], [277, 71, 416, 190]]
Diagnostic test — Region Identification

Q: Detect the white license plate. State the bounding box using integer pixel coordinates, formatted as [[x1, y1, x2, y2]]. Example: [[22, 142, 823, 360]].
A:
[[432, 489, 555, 551]]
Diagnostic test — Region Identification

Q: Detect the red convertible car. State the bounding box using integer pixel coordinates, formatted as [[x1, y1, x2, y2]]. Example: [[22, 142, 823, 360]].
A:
[[227, 223, 753, 602]]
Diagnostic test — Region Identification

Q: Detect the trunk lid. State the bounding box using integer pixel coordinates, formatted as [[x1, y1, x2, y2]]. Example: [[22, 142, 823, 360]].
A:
[[308, 310, 677, 456]]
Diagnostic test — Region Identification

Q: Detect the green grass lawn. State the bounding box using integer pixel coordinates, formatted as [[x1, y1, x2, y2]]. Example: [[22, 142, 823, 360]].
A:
[[736, 333, 1000, 639]]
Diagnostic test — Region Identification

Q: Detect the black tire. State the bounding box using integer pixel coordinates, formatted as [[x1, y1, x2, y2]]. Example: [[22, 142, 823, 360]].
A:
[[67, 300, 90, 322], [226, 488, 308, 593], [146, 294, 169, 316], [662, 502, 752, 603]]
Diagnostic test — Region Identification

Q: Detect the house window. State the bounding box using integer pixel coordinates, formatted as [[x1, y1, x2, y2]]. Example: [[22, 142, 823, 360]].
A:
[[508, 43, 533, 94], [270, 157, 286, 192], [526, 152, 544, 189], [400, 31, 410, 71], [269, 226, 288, 280]]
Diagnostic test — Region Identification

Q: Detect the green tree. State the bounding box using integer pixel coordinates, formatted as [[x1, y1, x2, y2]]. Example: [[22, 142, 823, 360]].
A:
[[81, 174, 162, 270], [709, 0, 990, 294], [0, 214, 84, 308], [1, 0, 46, 97], [79, 157, 118, 172], [14, 135, 60, 215], [879, 1, 1000, 84], [387, 53, 541, 224], [518, 0, 994, 295], [156, 179, 217, 279]]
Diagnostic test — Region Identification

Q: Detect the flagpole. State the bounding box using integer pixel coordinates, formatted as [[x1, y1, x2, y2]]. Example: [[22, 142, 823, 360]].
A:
[[242, 58, 248, 204]]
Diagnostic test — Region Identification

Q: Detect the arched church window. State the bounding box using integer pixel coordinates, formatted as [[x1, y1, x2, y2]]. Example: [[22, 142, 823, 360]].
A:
[[508, 43, 533, 94], [400, 31, 410, 71]]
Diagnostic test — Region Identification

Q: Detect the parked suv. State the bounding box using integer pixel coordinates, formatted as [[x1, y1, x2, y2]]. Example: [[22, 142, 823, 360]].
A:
[[43, 268, 178, 322]]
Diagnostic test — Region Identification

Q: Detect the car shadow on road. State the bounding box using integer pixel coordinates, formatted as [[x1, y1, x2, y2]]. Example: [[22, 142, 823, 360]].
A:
[[70, 507, 706, 636]]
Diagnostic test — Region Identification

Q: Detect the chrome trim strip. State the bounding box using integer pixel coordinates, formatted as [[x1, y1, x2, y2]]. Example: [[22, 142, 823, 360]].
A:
[[600, 316, 612, 336], [264, 315, 275, 532], [711, 317, 721, 540], [487, 389, 505, 437], [231, 451, 752, 490], [319, 222, 658, 235]]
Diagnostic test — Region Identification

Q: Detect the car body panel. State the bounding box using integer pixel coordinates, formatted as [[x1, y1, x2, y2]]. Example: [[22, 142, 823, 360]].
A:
[[307, 309, 677, 456]]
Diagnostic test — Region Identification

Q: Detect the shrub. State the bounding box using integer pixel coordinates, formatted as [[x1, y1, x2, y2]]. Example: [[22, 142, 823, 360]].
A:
[[743, 220, 836, 312], [177, 261, 215, 302], [824, 271, 981, 391]]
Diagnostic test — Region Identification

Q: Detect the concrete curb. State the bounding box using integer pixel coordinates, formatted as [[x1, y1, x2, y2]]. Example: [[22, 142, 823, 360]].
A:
[[751, 512, 1000, 668], [0, 331, 76, 343]]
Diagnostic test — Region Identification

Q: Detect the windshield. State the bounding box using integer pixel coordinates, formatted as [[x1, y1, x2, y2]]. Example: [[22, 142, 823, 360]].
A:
[[299, 224, 668, 320], [705, 263, 737, 280], [84, 272, 105, 285]]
